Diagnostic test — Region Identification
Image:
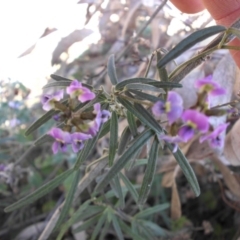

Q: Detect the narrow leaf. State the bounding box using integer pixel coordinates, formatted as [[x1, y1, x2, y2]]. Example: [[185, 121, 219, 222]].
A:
[[57, 200, 91, 240], [157, 25, 226, 68], [134, 203, 170, 219], [117, 97, 163, 134], [50, 74, 72, 82], [148, 81, 182, 88], [112, 215, 124, 240], [113, 174, 125, 208], [90, 212, 107, 240], [5, 168, 74, 212], [99, 119, 110, 139], [43, 80, 92, 89], [73, 213, 102, 233], [25, 109, 58, 136], [126, 83, 165, 93], [109, 111, 118, 166], [116, 77, 160, 90], [74, 126, 102, 169], [34, 134, 53, 146], [118, 126, 132, 155], [119, 172, 139, 204], [166, 142, 200, 196], [127, 111, 138, 137], [119, 220, 145, 240], [54, 169, 81, 231], [107, 54, 118, 85], [138, 136, 158, 205], [129, 89, 164, 103], [95, 129, 154, 192]]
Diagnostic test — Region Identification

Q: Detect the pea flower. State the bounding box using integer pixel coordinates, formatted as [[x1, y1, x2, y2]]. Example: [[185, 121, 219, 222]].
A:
[[41, 90, 64, 111], [200, 123, 229, 148], [48, 127, 71, 154], [160, 135, 183, 153], [195, 75, 226, 96], [78, 103, 111, 136], [178, 109, 209, 142], [152, 91, 183, 124], [71, 132, 92, 153], [66, 80, 95, 103]]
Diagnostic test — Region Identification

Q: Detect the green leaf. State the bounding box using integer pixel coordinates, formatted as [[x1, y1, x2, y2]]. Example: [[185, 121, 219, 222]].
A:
[[54, 169, 81, 231], [127, 111, 138, 137], [118, 126, 132, 155], [166, 142, 200, 197], [74, 127, 102, 169], [119, 172, 139, 204], [156, 50, 169, 82], [157, 25, 226, 68], [34, 134, 53, 146], [99, 119, 110, 139], [112, 215, 124, 240], [115, 77, 160, 90], [107, 54, 118, 85], [138, 136, 158, 205], [129, 89, 164, 103], [141, 220, 169, 236], [43, 80, 92, 89], [73, 213, 102, 233], [95, 129, 154, 193], [25, 110, 58, 136], [99, 220, 111, 240], [90, 212, 107, 240], [147, 81, 182, 88], [117, 97, 163, 134], [134, 203, 170, 219], [126, 83, 165, 93], [113, 175, 125, 208], [75, 205, 105, 222], [119, 220, 145, 240], [109, 111, 118, 166], [50, 74, 72, 82], [5, 168, 74, 212], [57, 200, 91, 240]]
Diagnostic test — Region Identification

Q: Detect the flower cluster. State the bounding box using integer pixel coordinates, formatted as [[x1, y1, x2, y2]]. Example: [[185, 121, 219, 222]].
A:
[[41, 80, 110, 154], [152, 75, 229, 152]]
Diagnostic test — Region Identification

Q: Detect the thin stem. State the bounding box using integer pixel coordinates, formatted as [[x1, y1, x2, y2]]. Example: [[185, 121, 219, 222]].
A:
[[169, 45, 218, 80], [144, 53, 155, 78]]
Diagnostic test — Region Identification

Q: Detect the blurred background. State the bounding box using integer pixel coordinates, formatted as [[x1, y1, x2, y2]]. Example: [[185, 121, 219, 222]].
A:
[[2, 0, 240, 239]]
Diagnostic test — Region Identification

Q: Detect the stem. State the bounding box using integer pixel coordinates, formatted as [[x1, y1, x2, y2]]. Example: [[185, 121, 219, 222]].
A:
[[144, 52, 155, 78]]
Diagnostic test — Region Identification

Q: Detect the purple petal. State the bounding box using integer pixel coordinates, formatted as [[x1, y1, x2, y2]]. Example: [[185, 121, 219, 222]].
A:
[[49, 128, 71, 143], [178, 126, 195, 142], [71, 132, 92, 141], [101, 110, 111, 124], [167, 91, 183, 106], [53, 90, 64, 100], [210, 88, 226, 96], [52, 141, 59, 154], [59, 142, 68, 152], [200, 123, 229, 148], [195, 75, 213, 88], [72, 141, 85, 153], [161, 135, 183, 152], [78, 91, 96, 103], [0, 164, 6, 171], [182, 110, 209, 133], [152, 101, 165, 117]]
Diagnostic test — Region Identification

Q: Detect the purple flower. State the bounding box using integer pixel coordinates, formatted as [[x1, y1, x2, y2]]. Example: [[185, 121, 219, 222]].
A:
[[66, 80, 95, 103], [200, 123, 229, 148], [178, 110, 209, 142], [100, 110, 111, 124], [160, 135, 183, 153], [41, 90, 64, 111], [71, 132, 92, 153], [195, 75, 226, 96], [48, 127, 71, 154], [152, 91, 183, 124], [0, 164, 5, 171]]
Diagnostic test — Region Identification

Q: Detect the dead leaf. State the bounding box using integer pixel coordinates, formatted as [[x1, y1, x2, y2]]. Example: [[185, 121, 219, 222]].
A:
[[171, 180, 182, 220], [161, 170, 174, 188], [202, 220, 213, 235], [211, 155, 240, 199], [51, 29, 93, 65]]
